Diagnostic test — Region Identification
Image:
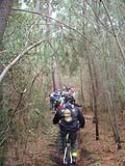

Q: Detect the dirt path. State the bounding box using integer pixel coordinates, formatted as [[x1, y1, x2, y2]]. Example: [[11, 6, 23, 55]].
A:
[[46, 113, 98, 166], [5, 112, 125, 166], [45, 112, 125, 166], [78, 114, 125, 166]]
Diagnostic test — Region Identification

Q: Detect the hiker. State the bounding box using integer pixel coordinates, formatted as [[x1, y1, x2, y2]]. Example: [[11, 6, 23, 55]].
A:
[[53, 103, 85, 161]]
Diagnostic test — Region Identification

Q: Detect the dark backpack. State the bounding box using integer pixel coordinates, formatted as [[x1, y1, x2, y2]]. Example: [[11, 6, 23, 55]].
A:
[[60, 108, 79, 131], [64, 95, 75, 105]]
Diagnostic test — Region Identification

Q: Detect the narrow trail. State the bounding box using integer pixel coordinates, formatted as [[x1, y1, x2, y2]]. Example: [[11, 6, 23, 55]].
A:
[[46, 113, 100, 166], [41, 112, 125, 166], [6, 111, 125, 166]]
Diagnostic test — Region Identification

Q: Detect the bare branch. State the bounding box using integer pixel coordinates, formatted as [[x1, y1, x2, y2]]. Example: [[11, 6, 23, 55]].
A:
[[12, 8, 83, 37], [0, 39, 45, 83], [11, 7, 102, 54], [101, 0, 125, 65]]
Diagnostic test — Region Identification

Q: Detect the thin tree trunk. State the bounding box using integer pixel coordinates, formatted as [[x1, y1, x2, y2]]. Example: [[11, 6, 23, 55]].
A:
[[0, 0, 13, 47], [101, 0, 125, 65], [79, 60, 85, 104], [105, 91, 121, 149], [51, 57, 61, 90], [46, 0, 61, 90], [0, 1, 14, 164], [51, 57, 56, 91], [104, 56, 121, 149], [0, 0, 13, 108], [87, 54, 99, 140], [35, 0, 41, 13], [91, 57, 99, 139]]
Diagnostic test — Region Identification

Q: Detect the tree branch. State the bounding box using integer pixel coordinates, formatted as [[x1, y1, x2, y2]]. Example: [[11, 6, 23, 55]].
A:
[[12, 8, 83, 37], [12, 8, 102, 55], [101, 0, 125, 65], [0, 39, 44, 83]]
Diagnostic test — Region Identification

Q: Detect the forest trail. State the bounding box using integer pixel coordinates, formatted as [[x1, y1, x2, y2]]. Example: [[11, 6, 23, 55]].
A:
[[1, 1, 125, 166], [6, 111, 125, 166]]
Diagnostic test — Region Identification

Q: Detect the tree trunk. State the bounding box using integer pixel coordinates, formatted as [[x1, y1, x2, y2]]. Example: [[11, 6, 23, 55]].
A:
[[0, 0, 13, 107], [79, 59, 85, 104], [0, 0, 13, 47], [46, 0, 61, 90], [101, 0, 125, 65], [0, 1, 13, 164], [35, 0, 41, 12], [105, 91, 121, 149], [89, 57, 99, 140], [51, 57, 61, 91]]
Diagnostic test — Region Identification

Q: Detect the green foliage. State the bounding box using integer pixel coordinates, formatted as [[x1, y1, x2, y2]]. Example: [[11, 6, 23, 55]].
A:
[[122, 0, 125, 3]]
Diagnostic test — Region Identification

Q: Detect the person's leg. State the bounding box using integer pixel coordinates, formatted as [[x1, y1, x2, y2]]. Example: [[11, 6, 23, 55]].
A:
[[50, 98, 54, 111], [70, 131, 78, 163], [59, 130, 66, 153], [71, 131, 78, 149]]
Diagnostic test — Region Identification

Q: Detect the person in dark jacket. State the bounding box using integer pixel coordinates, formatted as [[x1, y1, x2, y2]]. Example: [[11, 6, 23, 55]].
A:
[[53, 104, 85, 159], [49, 89, 61, 111], [64, 94, 75, 105]]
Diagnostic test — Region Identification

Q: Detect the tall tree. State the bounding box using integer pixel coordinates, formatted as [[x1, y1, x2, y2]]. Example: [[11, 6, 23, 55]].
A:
[[0, 0, 13, 48], [0, 0, 14, 109], [0, 1, 14, 164]]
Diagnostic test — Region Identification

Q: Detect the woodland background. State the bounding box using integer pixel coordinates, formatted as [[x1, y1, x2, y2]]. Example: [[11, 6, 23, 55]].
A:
[[0, 0, 125, 165]]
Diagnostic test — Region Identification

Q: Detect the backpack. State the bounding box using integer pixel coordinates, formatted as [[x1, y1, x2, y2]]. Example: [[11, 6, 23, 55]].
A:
[[60, 108, 79, 131], [64, 95, 75, 105]]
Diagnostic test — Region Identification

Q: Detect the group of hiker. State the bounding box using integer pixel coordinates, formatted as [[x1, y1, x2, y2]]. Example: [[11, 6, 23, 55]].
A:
[[50, 86, 76, 112], [49, 86, 85, 164]]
